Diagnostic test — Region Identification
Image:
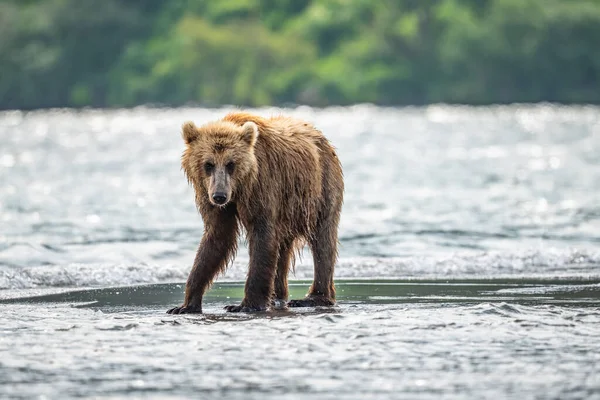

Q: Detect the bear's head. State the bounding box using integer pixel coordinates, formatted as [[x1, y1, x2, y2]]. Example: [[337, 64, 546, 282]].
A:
[[181, 120, 259, 207]]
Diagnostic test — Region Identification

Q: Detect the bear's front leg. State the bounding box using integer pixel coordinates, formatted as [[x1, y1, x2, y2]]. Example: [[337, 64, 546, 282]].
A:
[[225, 220, 277, 313], [167, 207, 238, 314]]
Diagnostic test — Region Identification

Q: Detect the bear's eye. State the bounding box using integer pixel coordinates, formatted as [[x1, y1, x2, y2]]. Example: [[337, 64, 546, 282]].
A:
[[204, 162, 215, 174], [226, 161, 235, 174]]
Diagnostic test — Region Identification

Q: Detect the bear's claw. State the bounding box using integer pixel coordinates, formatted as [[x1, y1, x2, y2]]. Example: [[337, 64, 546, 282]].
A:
[[166, 305, 202, 314], [224, 304, 267, 313]]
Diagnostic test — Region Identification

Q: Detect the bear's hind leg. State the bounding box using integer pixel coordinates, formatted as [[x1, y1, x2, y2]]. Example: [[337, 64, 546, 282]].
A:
[[288, 222, 338, 308], [271, 239, 295, 310]]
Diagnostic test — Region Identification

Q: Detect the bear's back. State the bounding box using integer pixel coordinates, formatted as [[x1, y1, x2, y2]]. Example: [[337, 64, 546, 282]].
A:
[[223, 112, 336, 239], [223, 112, 324, 145]]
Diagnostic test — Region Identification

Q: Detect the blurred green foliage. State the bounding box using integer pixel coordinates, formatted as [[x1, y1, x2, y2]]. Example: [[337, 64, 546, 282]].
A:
[[1, 0, 599, 109]]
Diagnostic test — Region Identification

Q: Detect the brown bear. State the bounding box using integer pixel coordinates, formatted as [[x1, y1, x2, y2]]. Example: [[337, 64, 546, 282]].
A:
[[167, 112, 344, 314]]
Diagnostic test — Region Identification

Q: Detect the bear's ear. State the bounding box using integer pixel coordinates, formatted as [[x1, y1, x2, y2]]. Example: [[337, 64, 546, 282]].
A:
[[182, 121, 199, 144], [241, 121, 258, 147]]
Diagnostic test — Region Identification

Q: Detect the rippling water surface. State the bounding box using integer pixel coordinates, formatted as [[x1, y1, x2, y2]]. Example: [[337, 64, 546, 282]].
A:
[[1, 105, 599, 399]]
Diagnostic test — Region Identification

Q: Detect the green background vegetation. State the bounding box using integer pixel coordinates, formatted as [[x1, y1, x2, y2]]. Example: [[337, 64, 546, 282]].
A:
[[1, 0, 599, 110]]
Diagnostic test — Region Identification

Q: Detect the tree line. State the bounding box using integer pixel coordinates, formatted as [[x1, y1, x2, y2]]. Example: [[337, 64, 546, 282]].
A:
[[1, 0, 599, 110]]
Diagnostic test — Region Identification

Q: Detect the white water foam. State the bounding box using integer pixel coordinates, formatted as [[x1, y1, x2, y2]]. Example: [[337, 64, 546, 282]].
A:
[[1, 248, 599, 290]]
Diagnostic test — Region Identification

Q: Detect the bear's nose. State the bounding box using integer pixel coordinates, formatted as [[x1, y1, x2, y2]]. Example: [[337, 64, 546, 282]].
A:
[[212, 193, 227, 205]]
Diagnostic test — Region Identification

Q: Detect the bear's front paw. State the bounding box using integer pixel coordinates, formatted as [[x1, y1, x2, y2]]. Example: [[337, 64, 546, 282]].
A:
[[166, 304, 202, 314], [224, 304, 267, 313]]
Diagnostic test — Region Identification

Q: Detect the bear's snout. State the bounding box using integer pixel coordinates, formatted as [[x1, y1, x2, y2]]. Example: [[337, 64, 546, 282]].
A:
[[212, 192, 228, 205]]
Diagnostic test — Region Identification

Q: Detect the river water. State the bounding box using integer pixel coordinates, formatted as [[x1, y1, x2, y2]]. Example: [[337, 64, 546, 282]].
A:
[[1, 105, 599, 399]]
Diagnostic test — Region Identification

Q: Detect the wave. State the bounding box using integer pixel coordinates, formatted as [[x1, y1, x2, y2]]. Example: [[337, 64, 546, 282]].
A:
[[1, 248, 599, 290]]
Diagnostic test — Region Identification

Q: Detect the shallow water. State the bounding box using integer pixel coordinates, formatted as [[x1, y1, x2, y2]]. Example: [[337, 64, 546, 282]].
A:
[[1, 104, 600, 398], [1, 279, 599, 399]]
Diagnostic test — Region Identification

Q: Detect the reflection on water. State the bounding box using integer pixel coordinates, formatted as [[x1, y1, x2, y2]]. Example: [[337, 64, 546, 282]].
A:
[[3, 279, 600, 311]]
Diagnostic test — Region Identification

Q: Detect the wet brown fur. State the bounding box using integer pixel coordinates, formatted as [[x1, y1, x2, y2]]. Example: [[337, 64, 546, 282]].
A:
[[168, 112, 344, 313]]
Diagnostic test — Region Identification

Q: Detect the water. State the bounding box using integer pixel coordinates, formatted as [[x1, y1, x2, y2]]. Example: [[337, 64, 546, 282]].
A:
[[1, 104, 600, 399], [1, 280, 599, 399]]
